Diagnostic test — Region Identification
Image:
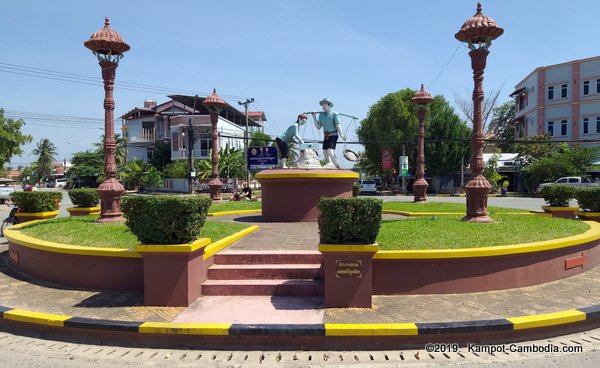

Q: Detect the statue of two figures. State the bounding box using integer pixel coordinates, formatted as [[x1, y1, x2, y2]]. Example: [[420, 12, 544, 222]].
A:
[[275, 98, 346, 169]]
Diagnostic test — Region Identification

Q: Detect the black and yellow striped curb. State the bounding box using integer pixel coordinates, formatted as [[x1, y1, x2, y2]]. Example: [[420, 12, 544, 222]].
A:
[[2, 304, 600, 337]]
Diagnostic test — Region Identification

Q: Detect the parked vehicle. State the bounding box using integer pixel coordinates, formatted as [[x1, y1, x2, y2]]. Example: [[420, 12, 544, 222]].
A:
[[46, 178, 67, 188], [359, 180, 378, 194], [536, 176, 599, 194], [0, 179, 16, 204], [1, 204, 20, 236]]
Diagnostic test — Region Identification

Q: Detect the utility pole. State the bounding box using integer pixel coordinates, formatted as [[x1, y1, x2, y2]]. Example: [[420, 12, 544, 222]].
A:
[[238, 98, 254, 186], [188, 95, 199, 194]]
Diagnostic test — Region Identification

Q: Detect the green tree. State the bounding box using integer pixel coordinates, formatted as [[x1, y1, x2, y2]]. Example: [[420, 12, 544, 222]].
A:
[[489, 101, 516, 152], [141, 166, 163, 189], [0, 109, 33, 170], [424, 96, 471, 177], [121, 159, 146, 190], [218, 144, 245, 179], [357, 88, 418, 177], [149, 140, 172, 171], [249, 131, 272, 147], [515, 135, 561, 165], [32, 138, 57, 179], [483, 151, 503, 192], [68, 150, 104, 187], [163, 160, 188, 178], [95, 133, 126, 168]]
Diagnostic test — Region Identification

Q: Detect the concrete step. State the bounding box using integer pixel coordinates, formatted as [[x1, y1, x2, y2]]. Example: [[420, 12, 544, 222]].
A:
[[201, 279, 324, 296], [207, 264, 322, 280], [213, 251, 323, 265]]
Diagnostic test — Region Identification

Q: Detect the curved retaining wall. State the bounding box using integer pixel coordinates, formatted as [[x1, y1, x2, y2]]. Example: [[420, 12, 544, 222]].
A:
[[372, 221, 600, 294]]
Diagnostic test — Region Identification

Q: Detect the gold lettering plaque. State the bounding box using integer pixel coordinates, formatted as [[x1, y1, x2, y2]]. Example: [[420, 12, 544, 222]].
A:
[[335, 260, 362, 278]]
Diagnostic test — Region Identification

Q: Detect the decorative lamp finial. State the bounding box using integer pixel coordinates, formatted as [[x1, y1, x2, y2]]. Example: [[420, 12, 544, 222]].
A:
[[476, 2, 482, 14], [104, 17, 110, 27]]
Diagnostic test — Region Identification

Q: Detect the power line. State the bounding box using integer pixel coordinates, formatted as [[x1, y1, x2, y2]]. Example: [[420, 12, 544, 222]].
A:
[[426, 42, 461, 89]]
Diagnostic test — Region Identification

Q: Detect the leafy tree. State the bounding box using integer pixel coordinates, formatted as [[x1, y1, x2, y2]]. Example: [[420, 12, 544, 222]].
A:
[[218, 143, 244, 179], [356, 89, 418, 177], [32, 138, 57, 179], [163, 160, 188, 178], [425, 96, 471, 177], [483, 151, 503, 192], [521, 146, 599, 192], [0, 109, 32, 170], [141, 166, 162, 189], [515, 135, 561, 165], [453, 88, 502, 134], [249, 131, 272, 147], [489, 101, 516, 152], [149, 140, 172, 171], [68, 150, 104, 187]]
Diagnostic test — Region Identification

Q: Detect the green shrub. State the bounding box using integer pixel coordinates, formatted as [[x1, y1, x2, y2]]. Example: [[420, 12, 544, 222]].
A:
[[541, 185, 577, 207], [318, 197, 382, 244], [68, 188, 99, 207], [121, 195, 211, 244], [576, 187, 600, 212], [352, 183, 361, 197], [10, 191, 63, 212]]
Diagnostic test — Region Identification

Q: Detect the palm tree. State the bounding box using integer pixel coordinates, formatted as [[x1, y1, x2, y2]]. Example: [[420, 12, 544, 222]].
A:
[[95, 133, 126, 169], [32, 138, 57, 179]]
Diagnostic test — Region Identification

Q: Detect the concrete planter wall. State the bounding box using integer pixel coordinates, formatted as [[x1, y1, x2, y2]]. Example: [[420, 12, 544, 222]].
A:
[[14, 211, 59, 223], [541, 206, 579, 219], [577, 211, 600, 223], [66, 207, 101, 216]]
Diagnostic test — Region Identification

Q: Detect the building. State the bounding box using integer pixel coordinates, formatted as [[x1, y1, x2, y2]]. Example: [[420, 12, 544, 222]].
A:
[[510, 56, 600, 149], [120, 95, 265, 163]]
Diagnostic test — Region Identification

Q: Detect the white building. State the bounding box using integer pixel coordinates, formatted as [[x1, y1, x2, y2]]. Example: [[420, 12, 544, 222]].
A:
[[510, 56, 600, 149], [121, 95, 265, 163]]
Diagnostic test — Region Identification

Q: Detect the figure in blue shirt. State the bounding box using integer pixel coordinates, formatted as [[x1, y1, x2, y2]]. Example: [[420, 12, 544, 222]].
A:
[[276, 114, 306, 168], [310, 98, 346, 169]]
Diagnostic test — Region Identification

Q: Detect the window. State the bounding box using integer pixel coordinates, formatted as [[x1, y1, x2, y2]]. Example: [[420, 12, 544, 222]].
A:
[[146, 147, 154, 160], [561, 120, 567, 136], [548, 86, 554, 100], [597, 117, 600, 133], [561, 84, 567, 98], [568, 178, 578, 184], [583, 118, 589, 134], [557, 178, 568, 184], [547, 121, 554, 136], [583, 177, 593, 184], [597, 79, 600, 93], [584, 80, 590, 95]]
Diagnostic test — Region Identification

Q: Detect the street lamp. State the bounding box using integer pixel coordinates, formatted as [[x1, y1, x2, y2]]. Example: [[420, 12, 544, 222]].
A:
[[410, 84, 434, 202], [203, 89, 226, 201], [455, 2, 503, 222], [84, 17, 130, 223], [238, 98, 254, 186]]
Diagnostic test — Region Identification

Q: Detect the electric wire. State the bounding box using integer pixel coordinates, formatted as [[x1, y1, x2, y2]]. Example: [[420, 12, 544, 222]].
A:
[[426, 42, 461, 89]]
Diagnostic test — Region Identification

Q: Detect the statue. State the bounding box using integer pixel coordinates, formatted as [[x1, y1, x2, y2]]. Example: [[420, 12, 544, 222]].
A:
[[275, 114, 306, 168], [310, 98, 346, 169]]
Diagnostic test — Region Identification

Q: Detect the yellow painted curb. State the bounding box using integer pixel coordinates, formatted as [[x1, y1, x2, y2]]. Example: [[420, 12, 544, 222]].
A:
[[577, 211, 600, 217], [4, 309, 70, 327], [139, 322, 230, 335], [508, 310, 586, 330], [3, 226, 141, 258], [208, 209, 261, 217], [203, 225, 260, 260], [136, 238, 211, 253], [325, 323, 418, 336], [319, 244, 379, 253], [256, 172, 359, 180], [66, 206, 101, 213], [542, 206, 579, 211], [15, 210, 59, 219], [373, 221, 599, 259]]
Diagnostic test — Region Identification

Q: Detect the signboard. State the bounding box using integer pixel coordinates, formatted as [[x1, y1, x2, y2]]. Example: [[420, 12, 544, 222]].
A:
[[335, 260, 362, 278], [381, 148, 393, 170], [247, 146, 278, 170], [399, 155, 409, 177]]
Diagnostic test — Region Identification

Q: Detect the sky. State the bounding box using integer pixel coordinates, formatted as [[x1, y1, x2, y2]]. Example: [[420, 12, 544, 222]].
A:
[[1, 0, 599, 168]]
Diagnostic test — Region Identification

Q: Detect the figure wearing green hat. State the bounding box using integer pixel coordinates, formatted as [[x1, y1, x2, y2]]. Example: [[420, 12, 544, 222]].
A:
[[310, 98, 346, 169]]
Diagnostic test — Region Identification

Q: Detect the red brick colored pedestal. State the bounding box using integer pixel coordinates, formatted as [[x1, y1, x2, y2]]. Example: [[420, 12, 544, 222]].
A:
[[318, 244, 378, 308], [256, 169, 359, 222], [136, 239, 211, 307]]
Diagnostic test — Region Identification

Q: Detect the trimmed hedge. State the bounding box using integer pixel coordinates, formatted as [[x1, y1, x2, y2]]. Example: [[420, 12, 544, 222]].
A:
[[576, 187, 600, 212], [68, 188, 99, 207], [318, 197, 382, 244], [121, 195, 211, 244], [541, 185, 577, 207], [10, 191, 63, 212]]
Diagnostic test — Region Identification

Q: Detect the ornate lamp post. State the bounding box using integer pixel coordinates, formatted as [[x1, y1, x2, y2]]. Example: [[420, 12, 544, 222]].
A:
[[455, 3, 503, 222], [410, 84, 434, 202], [84, 18, 130, 223], [203, 89, 226, 201]]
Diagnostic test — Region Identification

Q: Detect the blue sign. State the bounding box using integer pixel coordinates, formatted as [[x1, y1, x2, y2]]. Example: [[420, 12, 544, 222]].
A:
[[247, 146, 278, 170]]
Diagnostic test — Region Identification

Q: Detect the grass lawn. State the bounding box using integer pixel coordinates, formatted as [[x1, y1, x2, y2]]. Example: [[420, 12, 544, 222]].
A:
[[382, 201, 529, 214], [377, 214, 590, 250], [208, 200, 261, 213], [17, 216, 251, 249]]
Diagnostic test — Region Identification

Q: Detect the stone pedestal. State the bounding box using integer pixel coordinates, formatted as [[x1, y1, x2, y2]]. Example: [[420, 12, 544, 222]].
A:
[[542, 206, 579, 219], [256, 169, 359, 222], [136, 239, 210, 307], [318, 244, 378, 308]]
